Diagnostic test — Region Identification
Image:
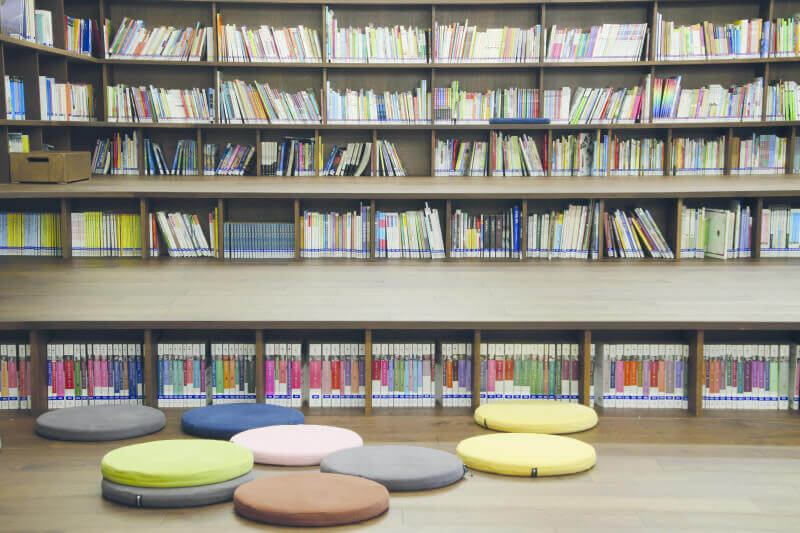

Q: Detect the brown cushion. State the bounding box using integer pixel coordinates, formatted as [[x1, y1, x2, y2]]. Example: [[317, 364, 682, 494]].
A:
[[234, 472, 389, 527]]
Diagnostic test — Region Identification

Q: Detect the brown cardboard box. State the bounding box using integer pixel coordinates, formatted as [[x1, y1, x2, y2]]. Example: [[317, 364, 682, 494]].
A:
[[10, 151, 91, 184]]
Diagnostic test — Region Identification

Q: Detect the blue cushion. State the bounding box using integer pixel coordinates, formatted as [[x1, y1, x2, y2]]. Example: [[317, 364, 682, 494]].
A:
[[181, 404, 304, 440]]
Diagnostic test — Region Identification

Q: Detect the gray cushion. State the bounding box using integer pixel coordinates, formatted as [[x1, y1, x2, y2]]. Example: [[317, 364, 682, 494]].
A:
[[36, 405, 166, 441], [102, 472, 254, 508], [320, 445, 465, 491]]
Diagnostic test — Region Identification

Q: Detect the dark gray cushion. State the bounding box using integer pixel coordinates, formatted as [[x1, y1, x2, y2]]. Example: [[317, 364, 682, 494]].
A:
[[35, 405, 166, 441], [320, 445, 465, 491], [102, 472, 255, 508]]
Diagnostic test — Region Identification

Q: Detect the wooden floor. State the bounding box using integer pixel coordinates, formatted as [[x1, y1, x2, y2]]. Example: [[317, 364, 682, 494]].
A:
[[2, 410, 800, 532], [1, 259, 800, 329]]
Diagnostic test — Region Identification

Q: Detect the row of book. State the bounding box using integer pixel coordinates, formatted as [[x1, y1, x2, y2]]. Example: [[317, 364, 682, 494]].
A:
[[218, 79, 320, 124], [321, 142, 370, 176], [223, 222, 295, 260], [300, 205, 371, 258], [432, 21, 540, 63], [46, 343, 144, 409], [526, 203, 600, 260], [326, 80, 429, 124], [5, 75, 25, 120], [38, 77, 93, 121], [730, 134, 788, 174], [70, 212, 145, 258], [0, 344, 31, 410], [259, 139, 315, 177], [550, 133, 607, 177], [450, 207, 521, 259], [671, 136, 726, 176], [264, 343, 303, 407], [209, 344, 257, 404], [0, 212, 61, 256], [605, 208, 674, 259], [767, 80, 800, 121], [157, 344, 209, 407], [309, 343, 367, 407], [761, 205, 800, 257], [7, 132, 30, 153], [375, 204, 445, 259], [680, 203, 753, 260], [155, 211, 215, 258], [652, 76, 762, 122], [434, 83, 540, 124], [65, 16, 94, 56], [327, 9, 427, 64], [544, 24, 647, 62], [217, 14, 321, 63], [144, 139, 199, 176], [608, 136, 665, 176], [106, 85, 213, 123], [434, 132, 545, 177], [91, 133, 138, 175], [371, 344, 439, 407], [0, 0, 51, 46], [104, 18, 210, 61]]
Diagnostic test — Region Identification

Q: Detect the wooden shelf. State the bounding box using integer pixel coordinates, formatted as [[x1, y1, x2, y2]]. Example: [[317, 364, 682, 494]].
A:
[[2, 174, 800, 199]]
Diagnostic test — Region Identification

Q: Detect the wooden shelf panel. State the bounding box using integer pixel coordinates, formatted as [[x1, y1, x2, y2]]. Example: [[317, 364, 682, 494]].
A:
[[2, 174, 800, 199], [0, 260, 798, 330]]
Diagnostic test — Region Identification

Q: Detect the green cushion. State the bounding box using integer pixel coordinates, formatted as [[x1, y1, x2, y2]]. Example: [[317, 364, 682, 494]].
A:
[[101, 439, 254, 488]]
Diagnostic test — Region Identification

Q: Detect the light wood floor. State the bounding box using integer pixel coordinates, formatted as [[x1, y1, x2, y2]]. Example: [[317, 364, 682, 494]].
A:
[[2, 410, 800, 532]]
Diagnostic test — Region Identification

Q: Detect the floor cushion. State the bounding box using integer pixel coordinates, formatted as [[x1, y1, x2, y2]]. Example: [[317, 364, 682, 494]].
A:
[[181, 404, 304, 440], [457, 433, 596, 477], [234, 472, 389, 527], [101, 439, 253, 488], [474, 400, 598, 434], [231, 425, 363, 466], [35, 405, 165, 441], [320, 445, 465, 491], [102, 472, 254, 508]]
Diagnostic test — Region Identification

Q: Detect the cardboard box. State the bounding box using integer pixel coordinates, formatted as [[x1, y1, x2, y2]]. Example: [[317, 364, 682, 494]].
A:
[[10, 151, 91, 184]]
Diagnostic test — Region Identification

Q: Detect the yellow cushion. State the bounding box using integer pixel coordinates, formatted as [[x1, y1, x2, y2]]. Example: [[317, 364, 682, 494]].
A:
[[457, 433, 596, 477], [101, 439, 254, 488], [474, 400, 598, 434]]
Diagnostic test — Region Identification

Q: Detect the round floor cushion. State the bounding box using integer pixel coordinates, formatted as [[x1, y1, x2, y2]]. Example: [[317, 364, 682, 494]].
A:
[[457, 433, 596, 477], [102, 472, 254, 508], [320, 445, 465, 491], [101, 439, 254, 488], [231, 425, 363, 466], [35, 405, 166, 441], [234, 472, 389, 527], [474, 400, 598, 434], [181, 404, 304, 440]]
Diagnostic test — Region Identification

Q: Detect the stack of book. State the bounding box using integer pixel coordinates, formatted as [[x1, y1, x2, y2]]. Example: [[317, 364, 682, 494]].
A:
[[223, 222, 295, 259], [374, 140, 406, 176], [70, 212, 143, 257], [301, 204, 371, 259], [450, 206, 521, 259], [544, 23, 648, 62], [703, 344, 792, 409], [433, 83, 538, 124], [38, 77, 94, 121], [563, 79, 650, 124], [104, 18, 209, 61], [433, 21, 540, 63], [106, 85, 213, 123], [216, 14, 321, 63], [593, 343, 689, 408], [375, 203, 445, 259], [766, 80, 800, 121], [65, 16, 94, 55], [260, 138, 315, 176], [154, 211, 215, 257], [654, 14, 769, 60], [550, 133, 607, 177], [157, 344, 206, 407], [608, 137, 665, 176], [308, 343, 366, 408], [0, 344, 31, 410], [604, 208, 674, 259], [211, 143, 255, 176], [526, 203, 601, 260], [479, 343, 580, 405], [92, 133, 138, 175], [0, 212, 61, 256], [320, 142, 370, 176], [770, 17, 800, 57], [370, 343, 435, 407], [47, 343, 144, 408], [218, 79, 321, 124], [760, 204, 800, 257], [264, 343, 303, 407], [8, 133, 30, 153], [653, 76, 763, 122], [730, 134, 787, 175], [671, 136, 726, 175], [680, 203, 752, 260], [4, 75, 25, 119], [144, 139, 199, 176], [210, 343, 256, 404], [326, 80, 429, 123], [327, 9, 428, 63]]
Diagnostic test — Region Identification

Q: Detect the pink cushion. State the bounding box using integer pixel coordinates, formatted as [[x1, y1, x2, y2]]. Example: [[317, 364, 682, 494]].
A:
[[230, 425, 363, 466]]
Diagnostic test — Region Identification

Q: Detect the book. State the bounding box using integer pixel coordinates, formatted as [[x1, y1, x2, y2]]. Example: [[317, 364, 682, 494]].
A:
[[327, 8, 428, 63], [549, 133, 605, 176], [106, 84, 213, 123], [65, 16, 94, 56], [223, 222, 295, 259], [527, 203, 600, 260], [730, 134, 787, 175], [327, 80, 429, 124], [671, 136, 726, 175], [38, 77, 94, 121], [450, 206, 521, 259], [608, 136, 664, 176], [604, 208, 674, 259], [0, 212, 62, 256], [70, 212, 143, 257], [209, 343, 255, 404], [319, 142, 371, 177], [655, 14, 769, 60], [47, 343, 143, 408], [307, 343, 366, 408], [8, 132, 30, 153], [1, 0, 27, 40], [375, 204, 445, 259], [105, 17, 208, 61], [0, 344, 31, 410], [545, 23, 647, 62], [92, 133, 138, 175], [760, 204, 800, 258], [218, 79, 321, 124], [652, 76, 763, 122], [433, 21, 540, 63], [374, 140, 407, 177], [154, 211, 214, 258], [434, 82, 538, 124], [33, 8, 52, 46], [217, 13, 321, 63], [301, 204, 371, 259], [144, 139, 199, 176], [261, 138, 316, 176], [769, 17, 800, 57], [209, 143, 256, 176], [681, 204, 752, 259], [4, 75, 25, 120], [157, 343, 206, 407], [372, 343, 434, 407], [264, 343, 303, 407]]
